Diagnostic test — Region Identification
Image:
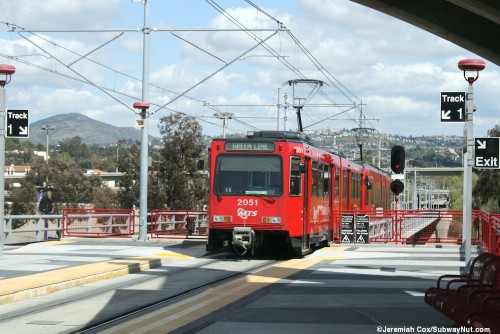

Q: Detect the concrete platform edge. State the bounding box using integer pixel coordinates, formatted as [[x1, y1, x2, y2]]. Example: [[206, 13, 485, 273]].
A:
[[0, 256, 163, 305]]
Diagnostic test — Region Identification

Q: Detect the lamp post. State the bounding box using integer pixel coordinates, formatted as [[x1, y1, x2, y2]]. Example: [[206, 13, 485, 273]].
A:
[[40, 124, 54, 241], [41, 125, 55, 161], [133, 101, 150, 241], [0, 64, 15, 258], [458, 58, 485, 272]]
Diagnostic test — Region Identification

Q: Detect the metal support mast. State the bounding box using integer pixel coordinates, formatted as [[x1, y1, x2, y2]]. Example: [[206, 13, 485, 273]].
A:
[[138, 0, 151, 241], [458, 58, 485, 272]]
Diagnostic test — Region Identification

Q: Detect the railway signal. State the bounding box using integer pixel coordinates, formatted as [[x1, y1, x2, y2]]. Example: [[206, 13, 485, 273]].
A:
[[390, 145, 405, 174], [390, 179, 404, 195], [390, 145, 405, 195]]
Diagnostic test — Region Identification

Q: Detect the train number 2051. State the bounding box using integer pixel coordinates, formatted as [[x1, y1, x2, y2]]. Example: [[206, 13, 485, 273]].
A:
[[237, 199, 258, 206]]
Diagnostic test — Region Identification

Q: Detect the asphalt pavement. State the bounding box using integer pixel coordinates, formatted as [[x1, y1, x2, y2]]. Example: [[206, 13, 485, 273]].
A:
[[0, 238, 470, 333]]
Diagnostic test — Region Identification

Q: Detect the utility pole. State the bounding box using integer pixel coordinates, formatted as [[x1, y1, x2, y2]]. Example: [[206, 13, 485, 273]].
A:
[[137, 0, 151, 242], [0, 64, 15, 257], [458, 58, 485, 271]]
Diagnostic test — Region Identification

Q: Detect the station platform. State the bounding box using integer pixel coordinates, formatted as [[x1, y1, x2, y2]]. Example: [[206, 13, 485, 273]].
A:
[[0, 237, 208, 304], [167, 244, 465, 334], [0, 238, 470, 333]]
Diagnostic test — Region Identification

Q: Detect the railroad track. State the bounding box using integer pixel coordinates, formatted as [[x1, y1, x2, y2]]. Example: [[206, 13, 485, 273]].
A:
[[0, 252, 282, 334]]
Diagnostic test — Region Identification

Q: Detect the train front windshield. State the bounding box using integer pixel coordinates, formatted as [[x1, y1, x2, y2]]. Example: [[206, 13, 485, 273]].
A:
[[214, 155, 283, 196]]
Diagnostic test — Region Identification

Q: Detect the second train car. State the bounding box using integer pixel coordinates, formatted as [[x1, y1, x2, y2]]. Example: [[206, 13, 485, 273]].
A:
[[206, 130, 391, 256]]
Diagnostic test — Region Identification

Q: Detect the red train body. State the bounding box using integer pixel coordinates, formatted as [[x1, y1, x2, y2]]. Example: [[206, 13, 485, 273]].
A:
[[206, 131, 391, 256]]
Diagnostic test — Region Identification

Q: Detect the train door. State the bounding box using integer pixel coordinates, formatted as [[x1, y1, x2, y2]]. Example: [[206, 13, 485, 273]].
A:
[[302, 157, 310, 251], [362, 172, 373, 210]]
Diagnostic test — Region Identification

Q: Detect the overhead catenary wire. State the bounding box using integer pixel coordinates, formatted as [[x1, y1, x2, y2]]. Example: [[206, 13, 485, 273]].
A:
[[204, 1, 367, 128], [0, 0, 376, 135]]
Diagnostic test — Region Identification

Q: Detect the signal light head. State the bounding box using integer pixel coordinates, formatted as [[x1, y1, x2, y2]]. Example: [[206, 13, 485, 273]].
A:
[[390, 179, 404, 195], [390, 145, 405, 174]]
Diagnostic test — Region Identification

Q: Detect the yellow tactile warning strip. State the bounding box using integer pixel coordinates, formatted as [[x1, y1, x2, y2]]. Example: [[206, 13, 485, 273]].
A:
[[154, 252, 193, 259], [0, 256, 163, 305], [310, 245, 350, 260], [101, 253, 344, 334]]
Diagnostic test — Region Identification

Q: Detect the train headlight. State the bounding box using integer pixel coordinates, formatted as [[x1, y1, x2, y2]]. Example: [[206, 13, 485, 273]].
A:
[[213, 215, 232, 223], [262, 216, 281, 224]]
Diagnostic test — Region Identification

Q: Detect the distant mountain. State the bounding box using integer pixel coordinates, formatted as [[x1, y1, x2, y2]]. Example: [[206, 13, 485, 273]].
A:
[[27, 113, 159, 146]]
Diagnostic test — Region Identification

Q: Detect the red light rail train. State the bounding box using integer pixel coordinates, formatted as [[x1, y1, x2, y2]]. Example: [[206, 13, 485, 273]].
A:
[[206, 131, 392, 256]]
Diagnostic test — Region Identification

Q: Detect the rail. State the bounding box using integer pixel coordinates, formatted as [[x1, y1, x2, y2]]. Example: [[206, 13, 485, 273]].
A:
[[150, 210, 208, 238], [62, 208, 135, 237], [334, 209, 499, 253], [1, 210, 498, 255], [3, 214, 63, 244]]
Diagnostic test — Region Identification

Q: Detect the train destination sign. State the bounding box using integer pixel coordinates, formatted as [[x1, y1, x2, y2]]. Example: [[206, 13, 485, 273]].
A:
[[474, 137, 500, 169], [5, 109, 29, 138], [440, 92, 466, 122], [225, 141, 274, 152]]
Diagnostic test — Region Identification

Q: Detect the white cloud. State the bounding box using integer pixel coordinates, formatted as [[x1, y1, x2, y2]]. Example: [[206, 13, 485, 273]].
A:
[[0, 0, 498, 139]]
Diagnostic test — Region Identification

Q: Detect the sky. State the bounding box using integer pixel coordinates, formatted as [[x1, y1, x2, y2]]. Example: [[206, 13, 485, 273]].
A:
[[0, 0, 499, 140]]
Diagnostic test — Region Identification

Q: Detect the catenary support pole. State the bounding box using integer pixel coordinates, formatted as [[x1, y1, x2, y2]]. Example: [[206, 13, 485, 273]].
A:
[[138, 0, 151, 241], [0, 64, 15, 257]]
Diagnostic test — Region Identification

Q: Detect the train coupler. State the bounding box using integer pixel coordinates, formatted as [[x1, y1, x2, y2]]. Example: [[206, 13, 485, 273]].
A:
[[232, 227, 255, 256]]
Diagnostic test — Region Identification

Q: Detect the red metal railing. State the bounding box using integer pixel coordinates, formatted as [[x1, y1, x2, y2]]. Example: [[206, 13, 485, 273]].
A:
[[150, 210, 207, 238], [58, 208, 498, 255], [333, 209, 499, 253], [62, 208, 135, 237], [476, 212, 500, 255]]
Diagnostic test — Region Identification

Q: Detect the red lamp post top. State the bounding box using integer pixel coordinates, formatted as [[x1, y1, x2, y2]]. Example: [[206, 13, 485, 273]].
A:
[[458, 58, 485, 84], [458, 59, 485, 71], [133, 101, 150, 110], [0, 64, 16, 87]]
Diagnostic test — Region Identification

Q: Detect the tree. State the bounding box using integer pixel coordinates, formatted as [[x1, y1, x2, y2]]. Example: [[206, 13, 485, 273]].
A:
[[116, 142, 141, 209], [8, 153, 118, 220], [473, 124, 500, 213], [156, 112, 208, 210], [57, 136, 93, 168]]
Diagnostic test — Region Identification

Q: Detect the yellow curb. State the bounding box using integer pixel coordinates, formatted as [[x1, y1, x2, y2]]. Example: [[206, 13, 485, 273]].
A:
[[0, 256, 162, 305], [154, 252, 193, 259]]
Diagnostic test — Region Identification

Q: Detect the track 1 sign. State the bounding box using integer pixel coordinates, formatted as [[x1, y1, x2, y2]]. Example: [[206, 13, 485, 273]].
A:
[[5, 109, 29, 138], [440, 92, 465, 122], [474, 137, 500, 169]]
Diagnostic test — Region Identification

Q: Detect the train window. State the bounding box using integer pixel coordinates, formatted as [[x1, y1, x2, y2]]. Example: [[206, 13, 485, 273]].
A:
[[214, 155, 283, 196], [312, 161, 322, 198], [334, 166, 340, 199], [352, 173, 357, 199], [354, 173, 361, 199], [290, 156, 302, 196], [323, 164, 330, 198], [311, 161, 329, 198], [343, 169, 348, 200]]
